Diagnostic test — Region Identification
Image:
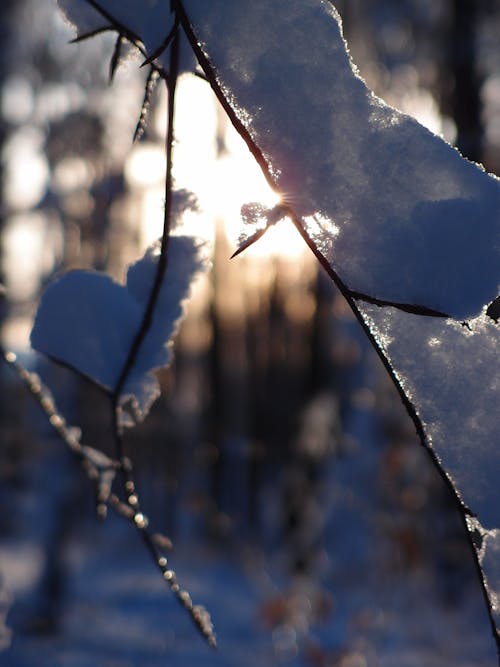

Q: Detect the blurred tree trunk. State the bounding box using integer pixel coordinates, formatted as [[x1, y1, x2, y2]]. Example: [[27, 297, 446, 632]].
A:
[[448, 0, 483, 163], [0, 0, 17, 326]]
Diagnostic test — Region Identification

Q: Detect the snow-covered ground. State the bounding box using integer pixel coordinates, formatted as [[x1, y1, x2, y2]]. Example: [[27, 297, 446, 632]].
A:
[[2, 495, 496, 667], [0, 342, 496, 667]]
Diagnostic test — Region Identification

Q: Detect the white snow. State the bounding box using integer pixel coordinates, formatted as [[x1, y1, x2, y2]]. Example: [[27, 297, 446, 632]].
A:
[[360, 303, 500, 628], [180, 0, 499, 320], [31, 235, 208, 423]]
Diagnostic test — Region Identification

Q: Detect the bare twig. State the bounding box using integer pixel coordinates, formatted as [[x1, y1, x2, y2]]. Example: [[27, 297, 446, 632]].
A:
[[69, 25, 113, 44], [0, 346, 169, 535], [83, 0, 170, 80], [74, 1, 217, 645], [85, 0, 141, 44], [112, 31, 180, 406], [2, 1, 217, 651]]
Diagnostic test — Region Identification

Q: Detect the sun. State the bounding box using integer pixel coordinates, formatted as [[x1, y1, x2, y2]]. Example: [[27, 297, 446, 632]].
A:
[[145, 73, 307, 260]]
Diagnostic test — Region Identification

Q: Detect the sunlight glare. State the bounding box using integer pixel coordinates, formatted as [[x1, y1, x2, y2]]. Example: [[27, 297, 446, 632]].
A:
[[124, 142, 165, 189], [2, 212, 63, 301], [165, 74, 307, 260], [3, 127, 49, 211]]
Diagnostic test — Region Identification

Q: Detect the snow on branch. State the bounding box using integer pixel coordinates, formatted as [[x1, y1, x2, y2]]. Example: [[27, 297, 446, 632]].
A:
[[179, 0, 499, 321], [31, 235, 208, 425]]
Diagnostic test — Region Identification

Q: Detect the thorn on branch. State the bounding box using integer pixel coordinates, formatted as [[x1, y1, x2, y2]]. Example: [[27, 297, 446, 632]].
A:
[[231, 227, 268, 259], [231, 203, 286, 258], [86, 0, 141, 44], [109, 34, 124, 82], [69, 25, 113, 44], [84, 0, 169, 81]]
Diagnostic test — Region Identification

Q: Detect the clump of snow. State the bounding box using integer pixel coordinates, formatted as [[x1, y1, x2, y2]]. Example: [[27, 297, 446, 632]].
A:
[[182, 0, 499, 319], [31, 235, 208, 424], [177, 0, 500, 640], [360, 303, 500, 629]]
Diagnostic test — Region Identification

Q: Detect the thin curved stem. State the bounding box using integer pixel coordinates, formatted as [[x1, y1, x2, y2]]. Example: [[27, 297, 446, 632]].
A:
[[108, 21, 180, 562], [112, 34, 179, 407]]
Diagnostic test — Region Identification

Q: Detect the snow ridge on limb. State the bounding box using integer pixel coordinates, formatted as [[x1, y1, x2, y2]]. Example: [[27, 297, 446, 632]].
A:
[[180, 0, 499, 321], [358, 304, 500, 645]]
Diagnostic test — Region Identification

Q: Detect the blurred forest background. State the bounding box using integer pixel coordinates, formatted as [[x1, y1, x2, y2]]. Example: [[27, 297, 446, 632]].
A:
[[0, 1, 499, 666]]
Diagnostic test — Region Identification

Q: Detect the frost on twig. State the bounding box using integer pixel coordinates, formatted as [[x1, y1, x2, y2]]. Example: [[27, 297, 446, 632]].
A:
[[133, 66, 159, 142], [0, 345, 216, 647], [58, 0, 195, 77]]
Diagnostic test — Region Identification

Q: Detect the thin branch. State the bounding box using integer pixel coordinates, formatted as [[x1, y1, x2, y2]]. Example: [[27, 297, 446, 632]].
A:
[[230, 227, 269, 258], [84, 0, 170, 81], [0, 348, 120, 519], [109, 18, 181, 527], [63, 6, 217, 645], [2, 4, 216, 649], [0, 348, 220, 639], [85, 0, 141, 44], [112, 32, 180, 405], [140, 16, 179, 68], [1, 347, 90, 458], [0, 346, 163, 530], [69, 25, 113, 44], [106, 18, 217, 647]]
